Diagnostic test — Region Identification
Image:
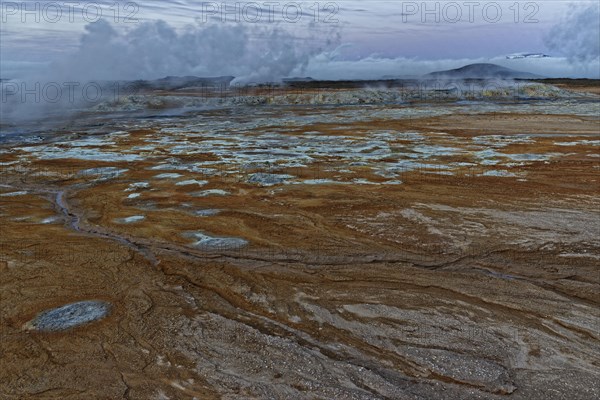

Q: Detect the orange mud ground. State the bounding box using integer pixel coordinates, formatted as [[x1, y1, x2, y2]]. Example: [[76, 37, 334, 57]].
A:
[[1, 86, 599, 399]]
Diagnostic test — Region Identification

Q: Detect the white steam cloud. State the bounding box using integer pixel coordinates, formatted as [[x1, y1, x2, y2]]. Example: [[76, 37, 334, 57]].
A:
[[1, 19, 340, 126], [48, 19, 339, 84], [545, 2, 600, 64]]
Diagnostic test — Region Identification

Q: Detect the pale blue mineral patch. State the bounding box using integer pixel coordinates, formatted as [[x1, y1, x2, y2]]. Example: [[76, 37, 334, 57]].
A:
[[25, 301, 111, 332]]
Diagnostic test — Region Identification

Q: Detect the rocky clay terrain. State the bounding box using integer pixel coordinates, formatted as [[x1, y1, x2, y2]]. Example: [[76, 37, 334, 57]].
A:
[[1, 83, 599, 399]]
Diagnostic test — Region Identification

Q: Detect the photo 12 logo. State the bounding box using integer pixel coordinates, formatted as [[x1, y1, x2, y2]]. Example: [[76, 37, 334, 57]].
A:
[[0, 81, 138, 104], [197, 2, 339, 23], [399, 1, 539, 23], [0, 1, 139, 23]]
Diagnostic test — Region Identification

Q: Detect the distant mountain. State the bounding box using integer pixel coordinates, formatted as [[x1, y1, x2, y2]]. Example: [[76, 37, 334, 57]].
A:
[[129, 76, 235, 90], [425, 63, 542, 79], [381, 75, 421, 80], [283, 77, 315, 83]]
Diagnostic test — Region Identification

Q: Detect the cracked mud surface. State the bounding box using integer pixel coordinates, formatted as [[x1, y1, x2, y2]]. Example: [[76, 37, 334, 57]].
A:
[[1, 85, 599, 399]]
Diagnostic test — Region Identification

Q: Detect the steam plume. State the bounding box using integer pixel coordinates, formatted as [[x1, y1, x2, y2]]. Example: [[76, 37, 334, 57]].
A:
[[50, 19, 339, 84], [545, 2, 600, 64]]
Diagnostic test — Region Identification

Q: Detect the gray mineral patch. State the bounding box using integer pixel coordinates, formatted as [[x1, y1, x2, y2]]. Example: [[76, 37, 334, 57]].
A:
[[192, 189, 230, 197], [114, 215, 145, 224], [480, 170, 519, 177], [185, 232, 248, 251], [24, 300, 111, 332], [193, 209, 221, 217], [247, 173, 294, 186], [78, 167, 128, 179]]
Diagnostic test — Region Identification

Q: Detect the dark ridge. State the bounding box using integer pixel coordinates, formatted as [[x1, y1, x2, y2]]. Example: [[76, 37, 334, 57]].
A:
[[527, 78, 600, 86], [120, 76, 235, 91], [283, 77, 316, 83], [282, 79, 422, 89], [426, 63, 542, 79]]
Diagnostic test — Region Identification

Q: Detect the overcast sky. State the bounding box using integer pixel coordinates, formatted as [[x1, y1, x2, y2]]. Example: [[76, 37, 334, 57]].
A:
[[1, 1, 599, 79]]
